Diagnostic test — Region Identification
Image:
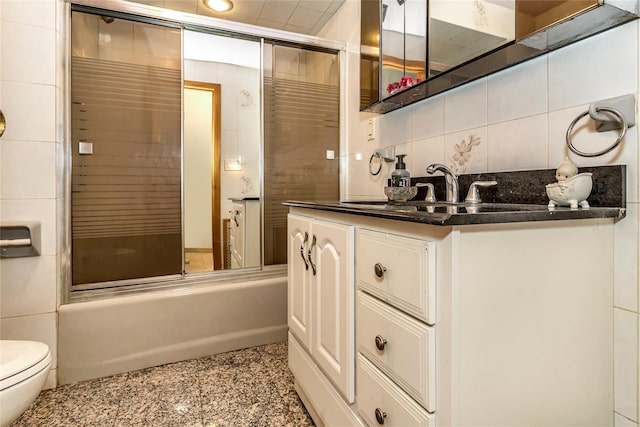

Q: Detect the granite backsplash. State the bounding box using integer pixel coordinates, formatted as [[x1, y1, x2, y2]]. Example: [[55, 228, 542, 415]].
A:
[[406, 165, 626, 207]]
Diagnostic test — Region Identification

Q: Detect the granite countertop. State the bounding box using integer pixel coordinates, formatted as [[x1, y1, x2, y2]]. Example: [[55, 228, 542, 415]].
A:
[[284, 165, 627, 226], [284, 200, 625, 226]]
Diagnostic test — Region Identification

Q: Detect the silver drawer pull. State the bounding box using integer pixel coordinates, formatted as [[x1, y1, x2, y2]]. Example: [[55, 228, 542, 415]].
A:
[[300, 232, 309, 270], [375, 408, 387, 425], [374, 335, 387, 351], [307, 234, 317, 276], [374, 262, 386, 278]]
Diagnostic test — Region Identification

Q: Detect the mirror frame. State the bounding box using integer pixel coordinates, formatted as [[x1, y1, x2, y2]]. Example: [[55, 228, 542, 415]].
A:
[[361, 0, 639, 114]]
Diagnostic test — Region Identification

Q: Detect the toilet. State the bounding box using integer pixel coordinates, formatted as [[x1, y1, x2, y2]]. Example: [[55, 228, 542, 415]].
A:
[[0, 341, 52, 427]]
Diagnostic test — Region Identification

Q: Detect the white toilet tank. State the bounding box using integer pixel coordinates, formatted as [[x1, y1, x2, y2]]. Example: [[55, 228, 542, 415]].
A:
[[0, 340, 51, 427]]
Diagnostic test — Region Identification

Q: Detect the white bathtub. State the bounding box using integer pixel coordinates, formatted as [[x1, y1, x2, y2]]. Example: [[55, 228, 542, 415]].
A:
[[58, 275, 287, 385]]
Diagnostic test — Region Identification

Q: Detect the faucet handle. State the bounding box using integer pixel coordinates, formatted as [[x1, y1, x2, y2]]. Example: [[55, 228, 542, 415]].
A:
[[416, 183, 436, 202], [465, 180, 497, 204]]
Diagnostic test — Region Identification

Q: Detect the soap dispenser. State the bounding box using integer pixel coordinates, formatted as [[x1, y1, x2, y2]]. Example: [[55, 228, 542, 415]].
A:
[[391, 154, 410, 188]]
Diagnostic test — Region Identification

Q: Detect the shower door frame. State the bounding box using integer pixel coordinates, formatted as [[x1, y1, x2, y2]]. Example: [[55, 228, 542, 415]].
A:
[[62, 0, 347, 302]]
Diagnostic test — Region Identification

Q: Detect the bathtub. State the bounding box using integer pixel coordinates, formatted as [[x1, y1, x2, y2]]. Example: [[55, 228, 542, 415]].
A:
[[58, 274, 287, 385]]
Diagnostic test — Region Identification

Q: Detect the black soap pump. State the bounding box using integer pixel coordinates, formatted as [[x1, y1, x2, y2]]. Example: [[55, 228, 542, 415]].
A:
[[391, 154, 410, 188]]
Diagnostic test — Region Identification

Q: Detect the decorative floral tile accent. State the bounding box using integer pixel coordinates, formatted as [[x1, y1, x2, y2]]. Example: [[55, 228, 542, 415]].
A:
[[475, 0, 488, 27], [240, 175, 256, 195], [241, 89, 254, 107], [448, 133, 481, 174]]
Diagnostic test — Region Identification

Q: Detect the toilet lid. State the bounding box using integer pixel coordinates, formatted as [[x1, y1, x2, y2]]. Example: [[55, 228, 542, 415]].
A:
[[0, 340, 50, 381]]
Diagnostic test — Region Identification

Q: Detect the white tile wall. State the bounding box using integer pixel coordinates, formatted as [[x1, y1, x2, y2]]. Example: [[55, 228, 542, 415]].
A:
[[487, 55, 548, 125], [0, 0, 60, 387], [615, 308, 639, 421], [381, 105, 411, 146], [0, 255, 57, 318], [444, 78, 487, 133], [0, 81, 56, 142], [548, 22, 638, 111], [616, 414, 639, 427], [1, 21, 56, 85], [410, 135, 445, 175], [487, 114, 549, 172], [410, 93, 445, 140], [1, 0, 56, 29], [0, 140, 56, 199], [615, 205, 639, 312]]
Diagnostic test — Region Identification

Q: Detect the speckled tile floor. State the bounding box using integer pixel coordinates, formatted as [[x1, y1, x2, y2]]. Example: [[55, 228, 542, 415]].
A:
[[12, 342, 315, 427]]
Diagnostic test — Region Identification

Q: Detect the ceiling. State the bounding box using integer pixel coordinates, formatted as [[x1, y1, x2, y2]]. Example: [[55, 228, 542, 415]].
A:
[[129, 0, 345, 35]]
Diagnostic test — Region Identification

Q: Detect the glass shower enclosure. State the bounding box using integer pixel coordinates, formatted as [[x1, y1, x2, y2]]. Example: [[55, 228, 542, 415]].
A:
[[69, 8, 341, 288]]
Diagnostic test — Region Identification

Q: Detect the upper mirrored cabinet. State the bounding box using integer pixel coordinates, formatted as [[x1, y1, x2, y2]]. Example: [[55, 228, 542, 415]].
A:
[[361, 0, 638, 113]]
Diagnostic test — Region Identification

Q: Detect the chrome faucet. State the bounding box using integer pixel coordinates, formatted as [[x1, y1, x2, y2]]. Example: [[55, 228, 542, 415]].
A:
[[426, 163, 459, 203]]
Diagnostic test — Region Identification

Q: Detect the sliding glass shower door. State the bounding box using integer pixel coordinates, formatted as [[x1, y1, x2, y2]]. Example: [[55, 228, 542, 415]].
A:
[[263, 43, 341, 265], [70, 11, 182, 285]]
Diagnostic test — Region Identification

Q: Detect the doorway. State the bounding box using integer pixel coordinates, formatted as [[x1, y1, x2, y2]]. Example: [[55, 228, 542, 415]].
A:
[[183, 81, 222, 272]]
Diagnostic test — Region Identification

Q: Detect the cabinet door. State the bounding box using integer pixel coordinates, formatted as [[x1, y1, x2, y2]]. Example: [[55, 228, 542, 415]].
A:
[[311, 220, 355, 403], [287, 214, 313, 351]]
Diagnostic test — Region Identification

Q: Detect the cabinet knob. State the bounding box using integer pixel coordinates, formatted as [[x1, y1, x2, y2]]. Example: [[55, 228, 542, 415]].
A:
[[374, 262, 386, 278], [375, 408, 387, 425], [374, 335, 387, 351]]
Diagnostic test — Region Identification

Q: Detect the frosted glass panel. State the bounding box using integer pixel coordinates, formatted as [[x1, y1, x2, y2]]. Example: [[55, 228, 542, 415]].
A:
[[263, 44, 340, 265], [71, 11, 182, 285]]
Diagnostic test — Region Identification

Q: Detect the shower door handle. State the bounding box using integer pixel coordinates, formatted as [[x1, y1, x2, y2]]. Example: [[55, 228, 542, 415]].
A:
[[307, 234, 316, 276], [300, 232, 309, 270]]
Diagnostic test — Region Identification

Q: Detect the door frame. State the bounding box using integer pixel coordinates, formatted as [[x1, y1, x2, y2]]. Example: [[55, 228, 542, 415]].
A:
[[184, 81, 222, 270]]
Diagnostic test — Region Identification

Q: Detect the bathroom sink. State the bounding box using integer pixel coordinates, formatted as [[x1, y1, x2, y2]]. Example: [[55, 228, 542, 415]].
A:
[[340, 200, 548, 214]]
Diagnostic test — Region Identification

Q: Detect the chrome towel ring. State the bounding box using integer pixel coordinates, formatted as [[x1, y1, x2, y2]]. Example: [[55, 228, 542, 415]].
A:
[[566, 107, 627, 158], [369, 152, 383, 175]]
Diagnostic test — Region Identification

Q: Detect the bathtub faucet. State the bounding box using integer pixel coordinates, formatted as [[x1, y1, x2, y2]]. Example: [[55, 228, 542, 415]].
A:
[[426, 163, 459, 203]]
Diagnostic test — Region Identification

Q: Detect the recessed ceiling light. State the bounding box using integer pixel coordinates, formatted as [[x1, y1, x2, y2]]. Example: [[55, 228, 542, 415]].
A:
[[203, 0, 234, 12]]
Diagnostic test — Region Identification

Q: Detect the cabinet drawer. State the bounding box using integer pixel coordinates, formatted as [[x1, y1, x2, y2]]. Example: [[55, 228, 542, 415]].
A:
[[357, 292, 435, 412], [356, 229, 435, 324], [357, 354, 435, 427]]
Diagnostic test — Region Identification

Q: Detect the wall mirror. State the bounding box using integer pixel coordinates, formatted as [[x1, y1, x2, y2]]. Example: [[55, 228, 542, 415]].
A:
[[183, 30, 262, 273], [362, 0, 638, 113], [428, 0, 514, 76]]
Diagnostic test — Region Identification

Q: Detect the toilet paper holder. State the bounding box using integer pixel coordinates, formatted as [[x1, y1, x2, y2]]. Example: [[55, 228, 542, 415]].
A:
[[0, 222, 41, 258]]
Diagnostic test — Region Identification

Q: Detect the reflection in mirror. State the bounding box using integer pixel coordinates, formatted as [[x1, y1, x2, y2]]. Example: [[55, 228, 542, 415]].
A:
[[184, 81, 221, 272], [360, 0, 381, 108], [183, 30, 261, 273], [429, 0, 515, 76], [516, 1, 599, 40], [381, 0, 427, 98]]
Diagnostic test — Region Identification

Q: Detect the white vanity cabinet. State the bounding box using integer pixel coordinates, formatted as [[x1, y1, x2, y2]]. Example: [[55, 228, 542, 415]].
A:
[[287, 207, 614, 427], [287, 213, 356, 404], [229, 199, 259, 268]]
